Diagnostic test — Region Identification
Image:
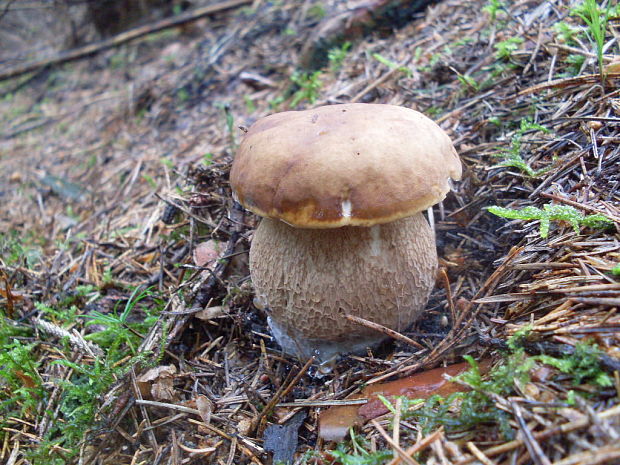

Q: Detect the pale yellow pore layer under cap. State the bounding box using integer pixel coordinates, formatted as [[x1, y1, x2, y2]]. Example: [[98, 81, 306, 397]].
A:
[[230, 103, 462, 228]]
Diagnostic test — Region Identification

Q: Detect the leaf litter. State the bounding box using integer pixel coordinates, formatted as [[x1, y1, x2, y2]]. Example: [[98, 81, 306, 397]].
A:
[[0, 0, 619, 464]]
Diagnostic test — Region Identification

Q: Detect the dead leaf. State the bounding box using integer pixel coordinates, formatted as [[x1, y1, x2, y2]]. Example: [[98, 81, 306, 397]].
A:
[[264, 410, 306, 465], [195, 395, 213, 425], [237, 418, 252, 436], [15, 370, 38, 391], [9, 171, 22, 182], [604, 57, 620, 74], [137, 365, 177, 401], [0, 270, 20, 318], [193, 239, 222, 268], [194, 306, 224, 321], [319, 360, 491, 442]]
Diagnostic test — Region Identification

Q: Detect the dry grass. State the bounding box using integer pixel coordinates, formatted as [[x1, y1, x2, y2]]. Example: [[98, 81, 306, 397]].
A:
[[0, 0, 619, 464]]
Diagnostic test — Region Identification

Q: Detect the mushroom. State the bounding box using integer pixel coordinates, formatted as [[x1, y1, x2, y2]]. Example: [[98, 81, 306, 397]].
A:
[[230, 103, 462, 362]]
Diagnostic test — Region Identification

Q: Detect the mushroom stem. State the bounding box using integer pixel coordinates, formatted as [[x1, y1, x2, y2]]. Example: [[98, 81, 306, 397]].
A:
[[250, 213, 438, 361]]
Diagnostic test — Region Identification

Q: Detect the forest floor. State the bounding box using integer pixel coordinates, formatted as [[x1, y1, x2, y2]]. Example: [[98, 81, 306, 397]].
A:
[[1, 0, 619, 464]]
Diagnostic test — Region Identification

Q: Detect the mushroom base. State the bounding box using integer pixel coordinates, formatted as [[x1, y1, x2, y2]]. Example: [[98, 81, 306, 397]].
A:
[[267, 315, 387, 364], [250, 214, 438, 362]]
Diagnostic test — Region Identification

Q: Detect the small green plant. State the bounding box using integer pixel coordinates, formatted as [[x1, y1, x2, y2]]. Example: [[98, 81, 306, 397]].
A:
[[307, 3, 326, 20], [102, 266, 114, 286], [82, 286, 161, 356], [488, 61, 516, 78], [109, 51, 126, 70], [425, 106, 441, 118], [329, 429, 393, 464], [75, 284, 100, 305], [457, 73, 480, 92], [269, 94, 286, 109], [377, 353, 532, 439], [0, 230, 44, 267], [496, 153, 544, 177], [565, 53, 587, 75], [371, 53, 413, 77], [215, 102, 237, 149], [290, 71, 323, 107], [457, 354, 532, 437], [172, 3, 183, 15], [482, 0, 505, 23], [487, 204, 614, 238], [237, 5, 256, 17], [36, 301, 79, 323], [492, 119, 551, 177], [243, 95, 256, 113], [418, 51, 443, 73], [571, 0, 611, 82], [454, 37, 475, 47], [494, 37, 524, 60], [612, 263, 620, 276], [328, 42, 351, 73], [203, 152, 214, 166], [142, 174, 157, 189], [553, 21, 581, 44], [177, 87, 190, 103], [44, 351, 150, 459], [109, 225, 138, 239]]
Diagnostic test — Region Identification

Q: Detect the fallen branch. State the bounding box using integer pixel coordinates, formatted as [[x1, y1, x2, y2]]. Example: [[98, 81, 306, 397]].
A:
[[0, 0, 251, 82]]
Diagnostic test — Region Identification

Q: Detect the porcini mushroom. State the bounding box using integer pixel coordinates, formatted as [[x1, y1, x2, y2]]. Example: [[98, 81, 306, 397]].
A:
[[230, 103, 461, 362]]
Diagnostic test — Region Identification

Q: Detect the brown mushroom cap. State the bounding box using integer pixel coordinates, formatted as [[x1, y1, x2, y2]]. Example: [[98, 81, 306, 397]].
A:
[[230, 103, 461, 228]]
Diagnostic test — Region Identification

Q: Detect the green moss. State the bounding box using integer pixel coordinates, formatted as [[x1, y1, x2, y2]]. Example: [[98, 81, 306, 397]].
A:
[[328, 42, 351, 73], [535, 342, 614, 387], [371, 337, 614, 447], [482, 0, 505, 23], [371, 53, 412, 77], [290, 71, 323, 107], [0, 230, 45, 268], [494, 37, 524, 60], [487, 204, 614, 238], [0, 340, 44, 420], [553, 21, 581, 44], [393, 353, 532, 439], [1, 285, 163, 462]]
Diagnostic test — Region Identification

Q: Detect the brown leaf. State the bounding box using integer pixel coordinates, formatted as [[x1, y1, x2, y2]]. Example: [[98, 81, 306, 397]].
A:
[[194, 306, 224, 321], [604, 57, 620, 74], [137, 365, 177, 401], [15, 370, 39, 391], [237, 418, 252, 436], [193, 240, 222, 268], [0, 269, 18, 318], [9, 171, 23, 182], [319, 360, 491, 442], [195, 395, 213, 425]]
